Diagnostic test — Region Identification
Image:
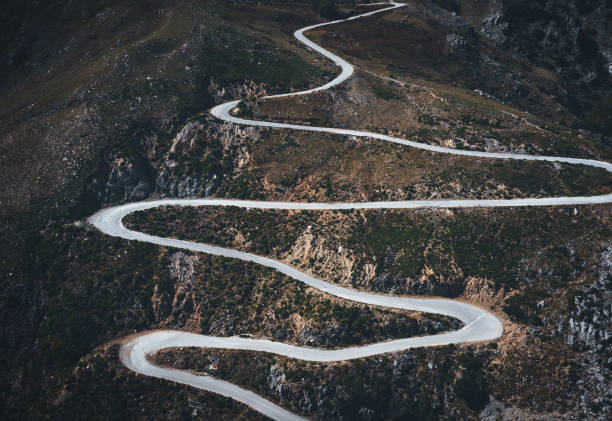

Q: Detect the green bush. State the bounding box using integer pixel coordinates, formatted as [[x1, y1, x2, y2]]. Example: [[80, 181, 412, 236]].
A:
[[372, 84, 397, 100]]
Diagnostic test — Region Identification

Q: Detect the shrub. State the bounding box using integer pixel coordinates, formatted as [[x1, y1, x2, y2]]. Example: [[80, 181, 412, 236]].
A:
[[372, 84, 397, 100], [311, 0, 339, 19], [455, 353, 490, 410]]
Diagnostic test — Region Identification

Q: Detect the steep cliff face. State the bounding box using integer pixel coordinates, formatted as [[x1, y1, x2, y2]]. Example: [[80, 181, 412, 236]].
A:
[[563, 246, 612, 416], [155, 110, 258, 199]]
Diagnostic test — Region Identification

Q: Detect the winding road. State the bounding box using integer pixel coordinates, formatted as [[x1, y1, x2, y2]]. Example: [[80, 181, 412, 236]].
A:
[[88, 2, 612, 420]]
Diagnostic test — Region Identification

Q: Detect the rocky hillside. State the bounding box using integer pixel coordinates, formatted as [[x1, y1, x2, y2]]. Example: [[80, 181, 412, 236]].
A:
[[446, 0, 612, 136], [115, 203, 612, 420], [1, 1, 610, 420]]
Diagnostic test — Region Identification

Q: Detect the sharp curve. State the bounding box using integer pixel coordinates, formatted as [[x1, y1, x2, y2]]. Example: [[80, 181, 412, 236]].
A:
[[87, 2, 611, 420]]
